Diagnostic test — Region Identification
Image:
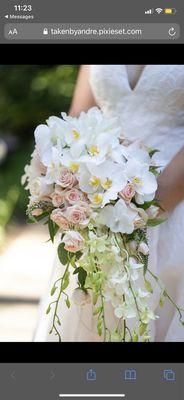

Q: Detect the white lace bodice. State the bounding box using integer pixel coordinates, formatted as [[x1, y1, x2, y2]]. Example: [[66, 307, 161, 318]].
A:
[[89, 65, 184, 167]]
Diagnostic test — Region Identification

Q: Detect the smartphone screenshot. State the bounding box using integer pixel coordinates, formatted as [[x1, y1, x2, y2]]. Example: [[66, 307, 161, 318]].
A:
[[0, 0, 184, 399]]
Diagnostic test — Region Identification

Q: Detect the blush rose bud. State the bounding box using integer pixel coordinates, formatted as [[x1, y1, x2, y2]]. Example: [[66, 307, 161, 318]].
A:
[[129, 240, 137, 252], [62, 230, 84, 252], [56, 167, 77, 188], [119, 183, 135, 202], [138, 242, 149, 255], [31, 208, 43, 217], [51, 209, 69, 230]]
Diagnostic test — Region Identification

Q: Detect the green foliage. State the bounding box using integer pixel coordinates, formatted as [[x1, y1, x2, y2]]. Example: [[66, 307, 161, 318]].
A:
[[57, 242, 69, 265], [74, 267, 87, 288], [0, 65, 78, 136], [0, 65, 78, 242], [62, 270, 70, 291], [48, 218, 59, 242], [147, 218, 166, 226]]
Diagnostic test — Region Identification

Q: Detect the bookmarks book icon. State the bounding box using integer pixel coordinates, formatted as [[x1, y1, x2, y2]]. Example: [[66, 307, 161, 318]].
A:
[[124, 370, 136, 380]]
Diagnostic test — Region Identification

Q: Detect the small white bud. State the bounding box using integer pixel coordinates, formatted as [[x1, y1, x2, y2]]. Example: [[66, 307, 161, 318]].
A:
[[129, 240, 137, 252], [146, 205, 159, 219], [138, 242, 149, 255]]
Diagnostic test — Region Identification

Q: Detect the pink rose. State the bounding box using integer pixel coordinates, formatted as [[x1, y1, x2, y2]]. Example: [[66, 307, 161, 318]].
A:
[[138, 242, 149, 255], [31, 208, 43, 217], [134, 216, 146, 229], [51, 209, 69, 230], [146, 205, 159, 219], [119, 184, 135, 203], [62, 230, 84, 252], [66, 204, 87, 225], [76, 200, 91, 216], [65, 188, 83, 205], [56, 167, 77, 188], [51, 191, 66, 208]]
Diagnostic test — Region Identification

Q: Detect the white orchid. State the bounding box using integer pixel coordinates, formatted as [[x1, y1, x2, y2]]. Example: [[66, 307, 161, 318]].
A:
[[98, 199, 138, 234], [29, 176, 53, 202], [125, 158, 157, 203], [21, 149, 46, 188], [34, 119, 64, 166], [62, 107, 123, 164], [115, 304, 136, 319], [122, 141, 151, 165], [78, 161, 127, 207], [44, 147, 62, 184]]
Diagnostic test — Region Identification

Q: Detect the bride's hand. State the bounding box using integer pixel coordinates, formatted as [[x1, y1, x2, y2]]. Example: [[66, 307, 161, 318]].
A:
[[155, 146, 184, 215]]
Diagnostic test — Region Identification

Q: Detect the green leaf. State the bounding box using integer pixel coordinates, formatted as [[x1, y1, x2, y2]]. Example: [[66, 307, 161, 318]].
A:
[[159, 296, 165, 307], [97, 316, 103, 336], [51, 285, 57, 296], [75, 250, 83, 261], [57, 317, 61, 326], [139, 323, 148, 336], [149, 166, 160, 177], [48, 218, 58, 243], [46, 305, 51, 314], [147, 218, 166, 227], [65, 297, 71, 308], [73, 267, 80, 275], [92, 292, 99, 305], [132, 331, 138, 342], [149, 149, 160, 157], [139, 200, 159, 210], [73, 267, 87, 287], [70, 256, 76, 268], [27, 216, 37, 224], [62, 270, 70, 291], [57, 242, 69, 265], [78, 268, 87, 288], [93, 306, 103, 316], [27, 211, 49, 224], [145, 279, 153, 293]]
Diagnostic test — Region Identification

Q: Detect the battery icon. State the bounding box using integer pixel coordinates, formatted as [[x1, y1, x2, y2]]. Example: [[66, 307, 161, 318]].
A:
[[164, 8, 177, 14]]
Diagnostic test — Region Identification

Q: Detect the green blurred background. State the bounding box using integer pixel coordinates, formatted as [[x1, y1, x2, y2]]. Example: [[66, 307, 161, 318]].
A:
[[0, 65, 79, 246]]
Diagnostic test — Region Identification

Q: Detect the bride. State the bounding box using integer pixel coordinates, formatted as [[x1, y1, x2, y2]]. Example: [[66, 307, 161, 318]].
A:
[[34, 65, 184, 342]]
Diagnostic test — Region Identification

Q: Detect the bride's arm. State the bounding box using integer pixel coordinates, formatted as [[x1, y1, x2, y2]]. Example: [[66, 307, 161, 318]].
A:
[[156, 146, 184, 212], [69, 65, 97, 116]]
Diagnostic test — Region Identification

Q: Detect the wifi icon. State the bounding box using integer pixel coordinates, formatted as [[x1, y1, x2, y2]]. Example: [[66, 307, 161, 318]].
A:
[[155, 8, 163, 14]]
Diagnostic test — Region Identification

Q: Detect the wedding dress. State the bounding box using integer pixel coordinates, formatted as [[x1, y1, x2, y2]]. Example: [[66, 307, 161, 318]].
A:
[[34, 65, 184, 342]]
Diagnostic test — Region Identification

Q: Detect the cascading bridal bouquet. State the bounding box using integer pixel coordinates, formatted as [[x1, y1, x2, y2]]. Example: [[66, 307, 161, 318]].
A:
[[22, 107, 184, 342]]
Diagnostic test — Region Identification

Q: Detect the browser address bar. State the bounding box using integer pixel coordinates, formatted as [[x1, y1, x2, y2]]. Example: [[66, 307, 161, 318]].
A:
[[4, 23, 180, 41]]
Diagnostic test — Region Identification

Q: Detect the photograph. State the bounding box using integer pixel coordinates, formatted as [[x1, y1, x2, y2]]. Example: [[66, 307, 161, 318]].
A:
[[0, 64, 184, 343]]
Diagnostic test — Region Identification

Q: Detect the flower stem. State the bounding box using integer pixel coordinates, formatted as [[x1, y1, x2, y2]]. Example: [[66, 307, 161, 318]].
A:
[[147, 268, 184, 324], [49, 261, 70, 342]]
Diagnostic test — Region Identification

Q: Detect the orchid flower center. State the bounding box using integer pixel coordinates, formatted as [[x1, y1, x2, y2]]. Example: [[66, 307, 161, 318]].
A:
[[90, 176, 101, 188], [92, 193, 103, 205], [88, 145, 99, 156], [102, 178, 113, 190], [72, 129, 80, 140], [70, 162, 79, 173], [133, 176, 142, 184]]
